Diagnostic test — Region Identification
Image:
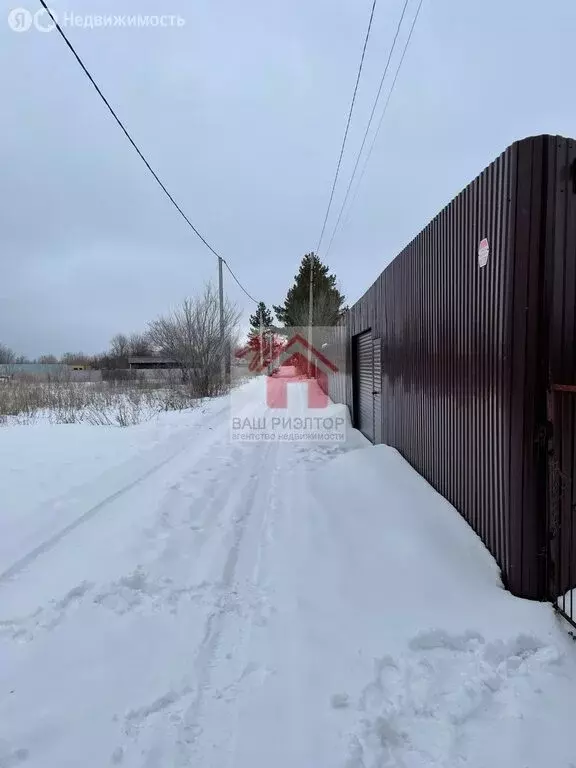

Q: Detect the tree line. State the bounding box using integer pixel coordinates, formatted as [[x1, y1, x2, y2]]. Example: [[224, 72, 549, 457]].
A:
[[243, 252, 345, 370], [1, 252, 345, 386], [0, 339, 153, 367], [0, 339, 149, 368], [248, 252, 345, 335], [1, 284, 239, 397]]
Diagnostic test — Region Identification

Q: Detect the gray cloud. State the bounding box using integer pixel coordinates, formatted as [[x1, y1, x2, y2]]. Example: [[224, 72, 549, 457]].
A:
[[2, 0, 575, 356]]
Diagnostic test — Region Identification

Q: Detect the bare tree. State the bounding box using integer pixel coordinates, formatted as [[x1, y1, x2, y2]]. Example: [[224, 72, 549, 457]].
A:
[[128, 333, 152, 357], [109, 334, 130, 359], [148, 284, 240, 397], [38, 354, 58, 364], [0, 343, 16, 364], [61, 352, 91, 366]]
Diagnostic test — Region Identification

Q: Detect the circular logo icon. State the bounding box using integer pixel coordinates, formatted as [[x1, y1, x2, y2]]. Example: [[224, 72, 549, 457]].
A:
[[34, 7, 57, 31], [8, 8, 33, 32]]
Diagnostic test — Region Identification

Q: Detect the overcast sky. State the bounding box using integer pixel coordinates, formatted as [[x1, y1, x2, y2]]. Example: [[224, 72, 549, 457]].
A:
[[1, 0, 575, 357]]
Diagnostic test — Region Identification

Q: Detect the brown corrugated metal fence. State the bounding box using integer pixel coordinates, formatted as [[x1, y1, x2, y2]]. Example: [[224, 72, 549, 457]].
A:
[[326, 135, 576, 602], [546, 138, 576, 623]]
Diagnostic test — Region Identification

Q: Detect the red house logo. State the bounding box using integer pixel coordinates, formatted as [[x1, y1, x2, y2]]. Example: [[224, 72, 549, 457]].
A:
[[237, 332, 338, 409]]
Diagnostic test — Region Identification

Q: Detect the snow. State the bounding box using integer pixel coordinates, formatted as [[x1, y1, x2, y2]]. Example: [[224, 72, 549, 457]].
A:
[[1, 377, 576, 768], [558, 589, 576, 623], [0, 398, 226, 578]]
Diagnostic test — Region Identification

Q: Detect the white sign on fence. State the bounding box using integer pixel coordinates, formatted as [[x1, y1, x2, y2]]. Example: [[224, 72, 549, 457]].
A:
[[478, 237, 489, 268]]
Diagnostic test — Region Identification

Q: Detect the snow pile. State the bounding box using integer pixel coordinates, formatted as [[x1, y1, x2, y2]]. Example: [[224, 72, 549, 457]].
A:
[[0, 380, 575, 768], [301, 446, 576, 768]]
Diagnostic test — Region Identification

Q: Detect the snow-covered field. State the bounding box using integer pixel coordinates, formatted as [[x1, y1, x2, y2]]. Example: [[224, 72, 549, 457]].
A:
[[1, 377, 575, 767]]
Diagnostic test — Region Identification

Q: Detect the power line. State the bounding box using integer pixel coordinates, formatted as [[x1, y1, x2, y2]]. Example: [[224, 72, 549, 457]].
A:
[[37, 0, 260, 305], [321, 0, 412, 259], [337, 0, 425, 238], [223, 261, 259, 304], [37, 0, 218, 256], [315, 0, 378, 255]]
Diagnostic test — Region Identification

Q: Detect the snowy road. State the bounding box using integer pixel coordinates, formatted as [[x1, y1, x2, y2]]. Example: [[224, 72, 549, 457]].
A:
[[1, 378, 576, 767]]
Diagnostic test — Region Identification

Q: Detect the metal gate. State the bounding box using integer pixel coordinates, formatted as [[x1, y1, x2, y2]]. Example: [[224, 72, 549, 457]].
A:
[[548, 384, 576, 628], [355, 331, 382, 443], [356, 331, 374, 441], [373, 338, 382, 444]]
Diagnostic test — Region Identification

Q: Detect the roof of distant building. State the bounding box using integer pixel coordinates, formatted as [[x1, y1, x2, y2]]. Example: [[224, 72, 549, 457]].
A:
[[127, 356, 178, 365]]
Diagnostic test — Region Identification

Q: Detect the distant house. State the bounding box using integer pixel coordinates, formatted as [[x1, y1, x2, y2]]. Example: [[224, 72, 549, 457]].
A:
[[127, 356, 179, 370]]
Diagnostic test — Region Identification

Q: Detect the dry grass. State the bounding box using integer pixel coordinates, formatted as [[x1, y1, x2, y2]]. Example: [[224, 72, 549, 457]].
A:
[[0, 380, 199, 427]]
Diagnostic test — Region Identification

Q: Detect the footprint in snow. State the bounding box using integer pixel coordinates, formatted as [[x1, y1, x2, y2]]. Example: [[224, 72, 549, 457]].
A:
[[345, 630, 565, 767], [93, 567, 201, 616], [0, 581, 93, 643]]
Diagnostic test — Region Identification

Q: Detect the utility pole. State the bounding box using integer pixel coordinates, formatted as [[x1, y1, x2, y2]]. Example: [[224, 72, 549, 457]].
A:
[[218, 256, 226, 387], [259, 313, 264, 373], [307, 252, 314, 376]]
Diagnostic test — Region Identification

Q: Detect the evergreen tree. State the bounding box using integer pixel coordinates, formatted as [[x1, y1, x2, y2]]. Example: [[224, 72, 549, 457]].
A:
[[273, 253, 345, 327], [249, 302, 273, 334], [245, 302, 281, 374]]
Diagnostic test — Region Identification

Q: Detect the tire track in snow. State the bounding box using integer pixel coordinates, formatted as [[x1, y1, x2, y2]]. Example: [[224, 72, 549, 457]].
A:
[[173, 440, 278, 766], [220, 440, 285, 766], [0, 402, 231, 587], [0, 440, 254, 645], [108, 439, 278, 766], [139, 443, 246, 571]]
